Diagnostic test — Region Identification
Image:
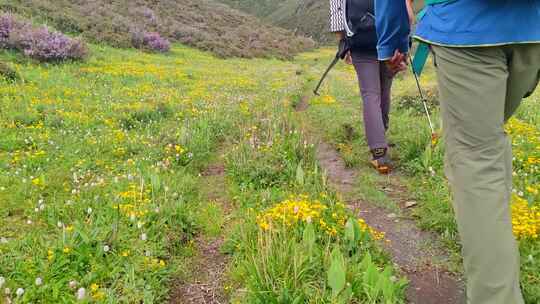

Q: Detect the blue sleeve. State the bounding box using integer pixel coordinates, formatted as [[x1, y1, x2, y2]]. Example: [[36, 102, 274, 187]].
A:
[[375, 0, 411, 60]]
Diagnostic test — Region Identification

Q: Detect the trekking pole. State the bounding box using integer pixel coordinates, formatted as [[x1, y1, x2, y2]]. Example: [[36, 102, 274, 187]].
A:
[[408, 54, 438, 146], [314, 39, 350, 96], [313, 56, 340, 96]]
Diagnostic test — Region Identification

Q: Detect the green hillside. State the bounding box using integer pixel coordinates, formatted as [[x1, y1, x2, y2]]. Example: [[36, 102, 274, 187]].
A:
[[219, 0, 428, 44], [220, 0, 333, 43]]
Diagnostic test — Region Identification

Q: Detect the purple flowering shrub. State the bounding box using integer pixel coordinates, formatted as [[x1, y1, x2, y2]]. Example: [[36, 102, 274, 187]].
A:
[[23, 27, 88, 61], [0, 13, 87, 62], [131, 29, 170, 53], [0, 14, 18, 48], [143, 32, 170, 52]]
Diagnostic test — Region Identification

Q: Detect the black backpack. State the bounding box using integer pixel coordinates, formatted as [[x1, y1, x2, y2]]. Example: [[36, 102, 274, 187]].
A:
[[341, 0, 377, 51]]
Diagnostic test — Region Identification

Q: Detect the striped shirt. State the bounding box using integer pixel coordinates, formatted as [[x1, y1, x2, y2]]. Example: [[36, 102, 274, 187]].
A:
[[329, 0, 345, 32]]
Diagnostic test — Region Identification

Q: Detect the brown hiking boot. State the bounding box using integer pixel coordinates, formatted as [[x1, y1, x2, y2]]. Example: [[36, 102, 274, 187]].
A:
[[370, 148, 392, 174]]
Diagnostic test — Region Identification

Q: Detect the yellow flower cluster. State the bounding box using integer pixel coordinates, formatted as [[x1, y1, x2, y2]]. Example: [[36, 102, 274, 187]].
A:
[[505, 118, 540, 240], [511, 195, 540, 239], [311, 94, 336, 105], [9, 149, 47, 165], [257, 196, 385, 240], [358, 218, 386, 241], [114, 184, 151, 219], [90, 283, 105, 300], [144, 256, 167, 268], [257, 197, 328, 231]]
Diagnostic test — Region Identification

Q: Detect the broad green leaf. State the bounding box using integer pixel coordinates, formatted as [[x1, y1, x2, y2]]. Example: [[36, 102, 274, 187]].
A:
[[328, 247, 346, 298], [352, 218, 363, 242], [337, 285, 353, 304], [344, 218, 356, 243], [360, 252, 372, 270], [302, 222, 316, 253], [150, 173, 161, 193], [296, 163, 305, 185]]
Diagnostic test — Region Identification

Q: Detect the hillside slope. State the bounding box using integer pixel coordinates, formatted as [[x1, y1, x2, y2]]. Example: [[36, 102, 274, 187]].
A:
[[220, 0, 332, 43], [0, 0, 315, 58], [218, 0, 427, 44]]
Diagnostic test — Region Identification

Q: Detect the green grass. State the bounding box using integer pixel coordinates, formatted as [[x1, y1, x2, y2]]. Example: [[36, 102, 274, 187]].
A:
[[0, 43, 305, 302], [1, 39, 538, 303], [0, 43, 408, 303]]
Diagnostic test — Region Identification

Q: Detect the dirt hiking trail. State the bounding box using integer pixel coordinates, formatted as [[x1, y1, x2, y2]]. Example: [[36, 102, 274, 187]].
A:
[[169, 162, 230, 304], [317, 142, 466, 304]]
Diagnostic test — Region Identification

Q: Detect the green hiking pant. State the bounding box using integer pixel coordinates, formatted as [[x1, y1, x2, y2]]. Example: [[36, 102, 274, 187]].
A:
[[432, 44, 540, 304]]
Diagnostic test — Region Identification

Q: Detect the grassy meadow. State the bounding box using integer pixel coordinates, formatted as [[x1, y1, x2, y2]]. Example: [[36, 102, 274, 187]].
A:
[[0, 41, 539, 304]]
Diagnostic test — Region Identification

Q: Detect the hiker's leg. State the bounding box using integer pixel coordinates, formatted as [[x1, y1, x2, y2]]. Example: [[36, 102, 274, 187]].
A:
[[504, 44, 540, 121], [432, 45, 524, 304], [351, 53, 388, 149], [379, 61, 393, 131]]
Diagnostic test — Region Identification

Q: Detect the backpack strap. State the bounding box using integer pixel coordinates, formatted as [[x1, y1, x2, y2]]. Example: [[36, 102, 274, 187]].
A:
[[412, 0, 451, 75]]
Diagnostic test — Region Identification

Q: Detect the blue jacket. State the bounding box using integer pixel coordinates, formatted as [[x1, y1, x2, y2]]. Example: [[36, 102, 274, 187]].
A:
[[375, 0, 540, 61]]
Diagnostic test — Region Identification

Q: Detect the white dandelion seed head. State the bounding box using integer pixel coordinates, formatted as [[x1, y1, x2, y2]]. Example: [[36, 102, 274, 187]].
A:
[[35, 277, 42, 286], [26, 220, 32, 225], [87, 208, 93, 215], [15, 288, 24, 297], [103, 245, 110, 253], [141, 233, 147, 241], [76, 287, 86, 300]]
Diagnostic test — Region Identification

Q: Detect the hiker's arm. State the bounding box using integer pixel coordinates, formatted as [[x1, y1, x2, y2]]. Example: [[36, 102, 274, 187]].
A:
[[329, 0, 345, 34], [329, 0, 352, 64], [406, 0, 415, 25], [374, 0, 410, 61]]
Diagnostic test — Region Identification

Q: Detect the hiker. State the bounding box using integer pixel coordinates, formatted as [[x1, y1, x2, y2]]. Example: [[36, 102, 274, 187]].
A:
[[374, 1, 540, 303], [328, 0, 415, 174]]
